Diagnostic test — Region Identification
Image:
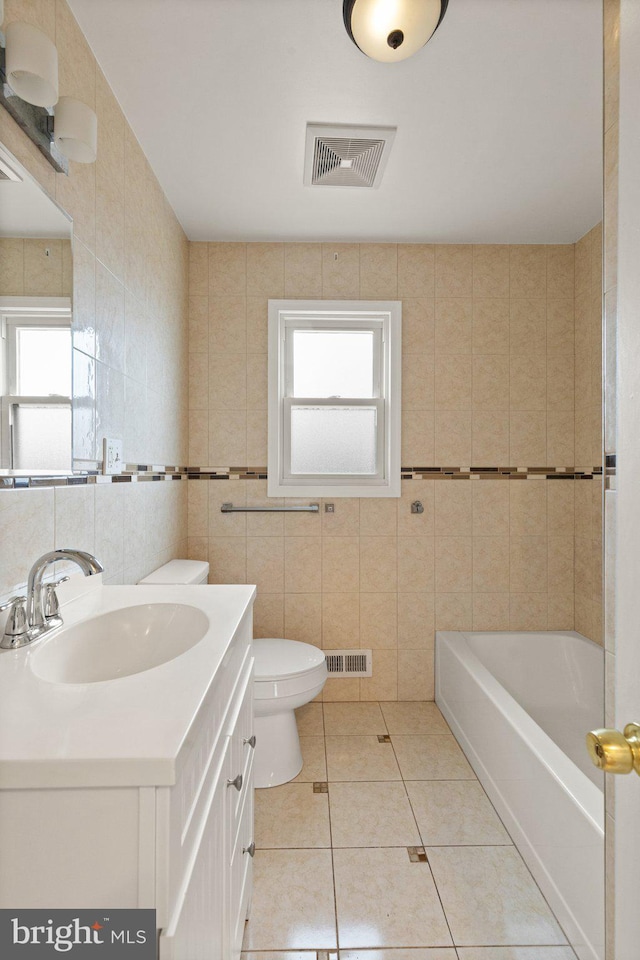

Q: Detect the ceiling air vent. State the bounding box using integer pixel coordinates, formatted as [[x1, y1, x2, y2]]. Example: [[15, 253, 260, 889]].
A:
[[304, 123, 396, 189]]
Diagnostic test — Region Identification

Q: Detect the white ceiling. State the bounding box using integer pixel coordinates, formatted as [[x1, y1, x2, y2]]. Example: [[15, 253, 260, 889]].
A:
[[68, 0, 603, 243]]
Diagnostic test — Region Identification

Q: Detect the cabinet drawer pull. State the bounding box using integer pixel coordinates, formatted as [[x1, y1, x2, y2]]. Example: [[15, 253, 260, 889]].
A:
[[243, 842, 256, 858], [243, 734, 256, 749], [227, 773, 243, 791]]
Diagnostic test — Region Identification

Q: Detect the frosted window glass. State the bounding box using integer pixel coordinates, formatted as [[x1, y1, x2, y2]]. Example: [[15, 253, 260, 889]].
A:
[[13, 404, 71, 470], [290, 405, 377, 475], [17, 327, 71, 396], [292, 330, 374, 397]]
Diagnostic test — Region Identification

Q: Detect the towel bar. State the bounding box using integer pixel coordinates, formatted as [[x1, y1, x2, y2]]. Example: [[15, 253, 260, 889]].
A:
[[220, 502, 319, 513]]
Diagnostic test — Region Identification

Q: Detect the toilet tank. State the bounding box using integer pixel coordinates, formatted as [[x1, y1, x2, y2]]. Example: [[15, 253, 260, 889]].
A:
[[138, 559, 209, 585]]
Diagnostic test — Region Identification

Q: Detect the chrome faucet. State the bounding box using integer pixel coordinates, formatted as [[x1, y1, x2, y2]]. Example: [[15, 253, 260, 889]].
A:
[[0, 549, 103, 650]]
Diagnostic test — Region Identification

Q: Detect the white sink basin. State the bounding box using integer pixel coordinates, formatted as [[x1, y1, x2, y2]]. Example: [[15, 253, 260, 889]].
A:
[[31, 603, 210, 684]]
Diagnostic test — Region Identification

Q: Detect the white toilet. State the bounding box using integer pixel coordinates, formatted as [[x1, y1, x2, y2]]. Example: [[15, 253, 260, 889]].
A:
[[253, 638, 327, 788], [138, 562, 326, 789], [138, 559, 209, 586]]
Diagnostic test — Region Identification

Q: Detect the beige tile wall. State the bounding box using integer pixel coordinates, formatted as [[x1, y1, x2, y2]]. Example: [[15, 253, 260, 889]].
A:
[[575, 224, 604, 470], [574, 224, 604, 644], [0, 479, 188, 593], [188, 242, 576, 469], [0, 0, 189, 595], [188, 474, 577, 701], [187, 241, 583, 700], [0, 238, 72, 296]]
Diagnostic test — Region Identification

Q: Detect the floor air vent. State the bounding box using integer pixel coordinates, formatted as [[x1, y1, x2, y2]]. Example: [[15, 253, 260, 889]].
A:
[[325, 649, 372, 678], [304, 123, 396, 189]]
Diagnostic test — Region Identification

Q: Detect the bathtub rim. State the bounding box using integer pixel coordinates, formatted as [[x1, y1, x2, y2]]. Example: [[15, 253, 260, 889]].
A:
[[435, 629, 604, 835]]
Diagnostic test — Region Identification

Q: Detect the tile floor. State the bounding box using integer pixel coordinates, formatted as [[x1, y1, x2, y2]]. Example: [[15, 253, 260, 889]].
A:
[[242, 701, 577, 960]]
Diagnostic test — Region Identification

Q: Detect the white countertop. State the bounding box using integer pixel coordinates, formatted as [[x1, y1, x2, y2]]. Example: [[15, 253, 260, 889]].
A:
[[0, 579, 256, 790]]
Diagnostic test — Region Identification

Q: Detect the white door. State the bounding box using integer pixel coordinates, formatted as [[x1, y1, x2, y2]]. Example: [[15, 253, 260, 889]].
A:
[[610, 2, 640, 957]]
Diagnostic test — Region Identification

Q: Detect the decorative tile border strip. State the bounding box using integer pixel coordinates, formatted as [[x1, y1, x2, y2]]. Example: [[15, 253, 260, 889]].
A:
[[0, 472, 188, 490], [400, 465, 604, 480], [186, 467, 268, 480], [186, 465, 604, 481], [123, 464, 189, 475], [0, 464, 603, 490]]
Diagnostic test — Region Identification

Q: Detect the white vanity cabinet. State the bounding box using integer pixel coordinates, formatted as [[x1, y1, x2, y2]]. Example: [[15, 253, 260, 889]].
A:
[[0, 585, 256, 960], [158, 632, 255, 960]]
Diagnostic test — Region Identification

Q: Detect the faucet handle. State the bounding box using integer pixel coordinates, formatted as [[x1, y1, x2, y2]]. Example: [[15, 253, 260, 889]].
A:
[[0, 596, 28, 649], [43, 577, 70, 620], [0, 594, 26, 613]]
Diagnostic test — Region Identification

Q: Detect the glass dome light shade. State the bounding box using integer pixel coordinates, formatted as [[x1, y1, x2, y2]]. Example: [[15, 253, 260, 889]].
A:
[[344, 0, 448, 63], [5, 21, 59, 107], [54, 97, 98, 163]]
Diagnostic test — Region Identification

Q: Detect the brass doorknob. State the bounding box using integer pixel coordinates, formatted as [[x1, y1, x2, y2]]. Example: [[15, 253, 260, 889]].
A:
[[586, 722, 640, 775]]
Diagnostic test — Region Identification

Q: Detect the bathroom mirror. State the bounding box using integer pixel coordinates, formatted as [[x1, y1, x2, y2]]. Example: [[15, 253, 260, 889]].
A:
[[0, 142, 72, 473]]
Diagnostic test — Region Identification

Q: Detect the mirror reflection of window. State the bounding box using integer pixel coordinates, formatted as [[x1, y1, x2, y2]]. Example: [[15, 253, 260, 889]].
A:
[[12, 404, 71, 470], [0, 143, 73, 474], [16, 325, 71, 395], [0, 308, 71, 472], [1, 314, 72, 470]]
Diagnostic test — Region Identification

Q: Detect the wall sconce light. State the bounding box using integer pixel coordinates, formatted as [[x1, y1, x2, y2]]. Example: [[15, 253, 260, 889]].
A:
[[54, 96, 97, 163], [0, 18, 99, 171], [5, 21, 58, 107], [343, 0, 449, 63]]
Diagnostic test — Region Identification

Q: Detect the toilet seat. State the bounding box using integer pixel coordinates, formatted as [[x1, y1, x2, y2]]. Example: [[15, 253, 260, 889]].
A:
[[253, 638, 327, 700], [254, 637, 325, 679]]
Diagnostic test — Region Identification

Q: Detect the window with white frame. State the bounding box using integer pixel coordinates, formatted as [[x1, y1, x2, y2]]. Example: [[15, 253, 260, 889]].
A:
[[268, 300, 401, 497], [0, 297, 72, 471]]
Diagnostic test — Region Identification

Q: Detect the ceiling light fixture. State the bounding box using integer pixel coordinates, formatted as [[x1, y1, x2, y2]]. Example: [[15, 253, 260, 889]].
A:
[[4, 20, 58, 106], [343, 0, 449, 63]]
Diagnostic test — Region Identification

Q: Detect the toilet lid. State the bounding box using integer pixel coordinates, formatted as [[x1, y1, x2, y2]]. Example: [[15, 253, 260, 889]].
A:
[[253, 638, 326, 681]]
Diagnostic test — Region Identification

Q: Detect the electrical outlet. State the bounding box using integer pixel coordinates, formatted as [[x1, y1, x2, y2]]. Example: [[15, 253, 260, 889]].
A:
[[103, 437, 123, 475]]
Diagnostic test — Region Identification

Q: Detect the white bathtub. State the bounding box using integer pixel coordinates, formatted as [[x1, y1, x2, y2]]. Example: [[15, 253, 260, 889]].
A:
[[436, 630, 604, 960]]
